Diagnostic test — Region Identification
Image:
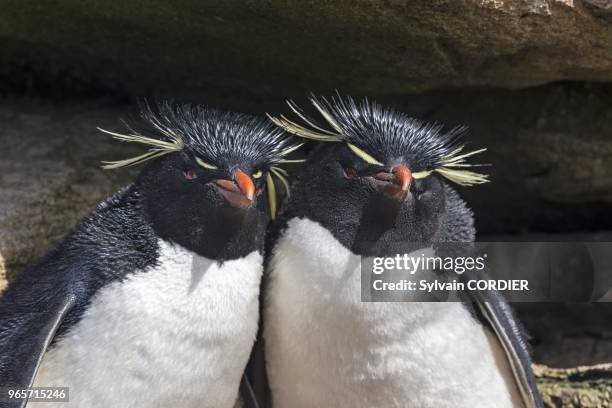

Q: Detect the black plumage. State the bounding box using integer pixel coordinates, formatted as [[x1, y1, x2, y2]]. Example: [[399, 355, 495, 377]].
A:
[[299, 95, 465, 171], [0, 186, 157, 388], [138, 101, 298, 168], [270, 94, 488, 186]]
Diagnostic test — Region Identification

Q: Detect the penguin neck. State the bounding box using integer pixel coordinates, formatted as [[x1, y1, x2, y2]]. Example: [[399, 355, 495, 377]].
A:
[[281, 184, 474, 256], [137, 187, 267, 261], [281, 199, 437, 258]]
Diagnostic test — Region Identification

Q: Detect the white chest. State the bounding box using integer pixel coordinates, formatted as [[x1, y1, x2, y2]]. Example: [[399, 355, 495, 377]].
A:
[[264, 218, 522, 408], [33, 240, 262, 408]]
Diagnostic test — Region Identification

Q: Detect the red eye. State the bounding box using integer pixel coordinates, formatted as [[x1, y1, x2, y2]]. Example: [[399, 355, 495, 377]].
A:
[[184, 169, 198, 181], [344, 167, 358, 179]]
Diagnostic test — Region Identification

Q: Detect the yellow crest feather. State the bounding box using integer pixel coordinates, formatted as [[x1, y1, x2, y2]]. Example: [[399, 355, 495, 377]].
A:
[[99, 127, 184, 170], [412, 170, 433, 179], [268, 98, 489, 187], [266, 172, 277, 220], [195, 157, 218, 170], [267, 113, 339, 142], [346, 143, 384, 166], [434, 147, 489, 186], [271, 167, 291, 197], [434, 167, 489, 186]]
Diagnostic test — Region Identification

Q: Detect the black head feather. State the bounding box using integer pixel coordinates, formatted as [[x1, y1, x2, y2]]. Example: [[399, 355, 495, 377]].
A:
[[270, 94, 487, 186], [137, 101, 299, 167], [311, 95, 465, 171]]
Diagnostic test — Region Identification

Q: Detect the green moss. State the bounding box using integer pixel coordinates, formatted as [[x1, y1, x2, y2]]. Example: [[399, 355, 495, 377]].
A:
[[535, 364, 612, 407]]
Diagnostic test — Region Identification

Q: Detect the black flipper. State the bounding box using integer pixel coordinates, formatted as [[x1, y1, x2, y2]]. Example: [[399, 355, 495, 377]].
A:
[[0, 291, 76, 408], [434, 193, 544, 408], [460, 271, 544, 408], [240, 374, 261, 408]]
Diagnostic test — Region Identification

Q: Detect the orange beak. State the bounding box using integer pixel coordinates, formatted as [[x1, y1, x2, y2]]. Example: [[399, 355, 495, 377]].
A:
[[233, 169, 255, 201], [214, 168, 255, 208], [373, 164, 412, 201], [392, 165, 412, 193]]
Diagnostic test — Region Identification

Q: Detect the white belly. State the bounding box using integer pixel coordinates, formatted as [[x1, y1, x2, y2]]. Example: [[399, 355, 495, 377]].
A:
[[33, 240, 262, 408], [264, 217, 522, 408]]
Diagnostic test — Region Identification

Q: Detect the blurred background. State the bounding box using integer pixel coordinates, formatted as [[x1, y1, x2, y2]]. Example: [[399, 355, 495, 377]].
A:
[[1, 1, 611, 405]]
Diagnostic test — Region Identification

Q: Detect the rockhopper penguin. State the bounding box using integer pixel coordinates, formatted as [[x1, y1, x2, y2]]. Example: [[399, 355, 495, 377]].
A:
[[263, 95, 543, 407], [0, 102, 301, 408]]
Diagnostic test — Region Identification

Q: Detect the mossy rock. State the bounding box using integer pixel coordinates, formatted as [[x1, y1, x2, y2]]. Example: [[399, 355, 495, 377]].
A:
[[535, 364, 612, 407]]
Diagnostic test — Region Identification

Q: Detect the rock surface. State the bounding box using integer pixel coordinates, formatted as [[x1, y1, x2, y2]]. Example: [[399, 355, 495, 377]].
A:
[[2, 1, 612, 98], [535, 364, 612, 407], [0, 100, 138, 287], [518, 303, 612, 368]]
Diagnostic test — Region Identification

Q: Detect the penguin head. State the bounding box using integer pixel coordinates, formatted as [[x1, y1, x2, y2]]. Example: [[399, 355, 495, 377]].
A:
[[269, 95, 487, 255], [101, 102, 300, 259]]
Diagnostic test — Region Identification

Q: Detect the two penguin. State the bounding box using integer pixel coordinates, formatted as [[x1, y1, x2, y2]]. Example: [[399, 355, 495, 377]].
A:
[[0, 96, 543, 407]]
